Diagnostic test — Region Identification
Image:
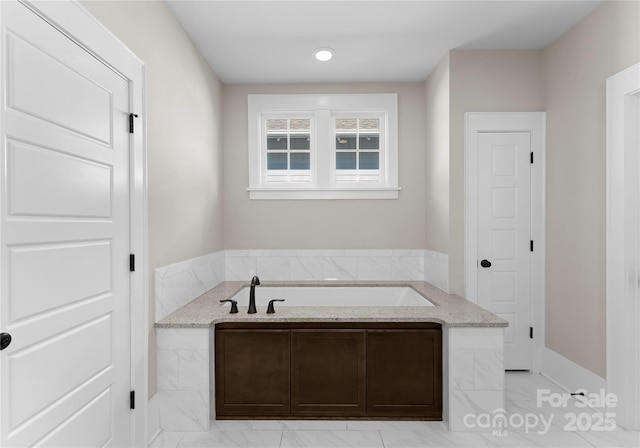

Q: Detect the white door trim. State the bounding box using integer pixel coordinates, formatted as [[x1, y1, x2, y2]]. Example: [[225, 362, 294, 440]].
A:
[[464, 112, 545, 373], [17, 0, 148, 444], [606, 62, 640, 430]]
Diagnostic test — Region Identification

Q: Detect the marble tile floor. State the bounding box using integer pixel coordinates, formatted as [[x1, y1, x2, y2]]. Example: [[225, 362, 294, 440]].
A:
[[151, 372, 640, 448]]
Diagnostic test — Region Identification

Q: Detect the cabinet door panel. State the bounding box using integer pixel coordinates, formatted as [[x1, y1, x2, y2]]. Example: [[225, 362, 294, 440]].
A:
[[367, 329, 442, 419], [215, 330, 290, 416], [291, 330, 365, 415]]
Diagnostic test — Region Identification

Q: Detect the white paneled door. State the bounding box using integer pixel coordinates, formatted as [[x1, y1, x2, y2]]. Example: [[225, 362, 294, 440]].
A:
[[477, 132, 532, 370], [1, 2, 132, 447]]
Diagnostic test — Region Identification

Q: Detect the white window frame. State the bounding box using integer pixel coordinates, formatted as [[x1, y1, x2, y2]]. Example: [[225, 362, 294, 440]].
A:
[[332, 112, 386, 186], [261, 112, 316, 186], [248, 94, 399, 200]]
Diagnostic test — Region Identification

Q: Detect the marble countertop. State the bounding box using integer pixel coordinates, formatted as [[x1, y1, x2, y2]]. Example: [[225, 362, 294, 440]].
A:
[[155, 281, 508, 329]]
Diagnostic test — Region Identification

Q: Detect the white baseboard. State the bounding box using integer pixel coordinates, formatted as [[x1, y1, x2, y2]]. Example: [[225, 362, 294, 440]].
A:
[[148, 393, 161, 447], [542, 347, 606, 394]]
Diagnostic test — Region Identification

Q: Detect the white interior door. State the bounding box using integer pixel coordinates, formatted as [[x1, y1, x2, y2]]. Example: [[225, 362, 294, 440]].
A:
[[607, 62, 640, 430], [0, 2, 132, 446], [477, 132, 532, 370]]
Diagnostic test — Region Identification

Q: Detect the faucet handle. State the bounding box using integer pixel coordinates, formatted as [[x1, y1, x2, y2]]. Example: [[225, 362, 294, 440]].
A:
[[266, 299, 285, 314], [220, 299, 238, 314]]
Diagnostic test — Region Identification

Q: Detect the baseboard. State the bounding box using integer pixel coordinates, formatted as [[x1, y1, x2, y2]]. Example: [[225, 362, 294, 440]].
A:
[[542, 347, 606, 394], [148, 393, 161, 447]]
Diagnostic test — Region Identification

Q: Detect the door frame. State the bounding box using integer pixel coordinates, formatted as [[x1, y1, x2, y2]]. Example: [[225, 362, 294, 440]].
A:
[[464, 112, 545, 373], [606, 62, 640, 430], [1, 1, 148, 445]]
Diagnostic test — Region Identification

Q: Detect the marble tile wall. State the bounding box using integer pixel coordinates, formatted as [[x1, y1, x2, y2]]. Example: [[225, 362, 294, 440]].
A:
[[154, 249, 450, 324], [225, 249, 440, 283], [445, 327, 505, 431], [154, 251, 225, 322], [156, 328, 211, 431], [424, 249, 449, 292]]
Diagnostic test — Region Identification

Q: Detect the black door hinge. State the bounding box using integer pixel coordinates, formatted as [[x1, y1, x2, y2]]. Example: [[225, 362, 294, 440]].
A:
[[530, 327, 533, 339], [530, 152, 534, 164], [530, 240, 534, 252], [129, 113, 138, 134], [129, 254, 135, 272], [130, 390, 135, 410]]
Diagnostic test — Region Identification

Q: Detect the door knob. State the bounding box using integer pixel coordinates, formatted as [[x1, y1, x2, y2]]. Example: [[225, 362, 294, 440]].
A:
[[480, 259, 492, 268], [0, 333, 11, 351]]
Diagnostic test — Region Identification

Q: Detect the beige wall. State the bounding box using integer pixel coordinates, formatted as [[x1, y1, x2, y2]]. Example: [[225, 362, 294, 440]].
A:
[[82, 0, 224, 395], [543, 0, 640, 378], [449, 49, 545, 295], [82, 0, 639, 398], [424, 54, 450, 255], [223, 83, 426, 250]]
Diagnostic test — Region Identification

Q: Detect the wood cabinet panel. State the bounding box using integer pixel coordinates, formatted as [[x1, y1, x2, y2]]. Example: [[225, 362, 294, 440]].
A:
[[366, 329, 442, 419], [215, 323, 442, 420], [291, 330, 365, 415], [215, 329, 290, 416]]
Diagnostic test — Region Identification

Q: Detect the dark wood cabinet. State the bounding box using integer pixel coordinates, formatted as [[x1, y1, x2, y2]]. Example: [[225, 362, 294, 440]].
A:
[[367, 329, 442, 419], [215, 329, 290, 416], [215, 322, 441, 420], [291, 330, 365, 416]]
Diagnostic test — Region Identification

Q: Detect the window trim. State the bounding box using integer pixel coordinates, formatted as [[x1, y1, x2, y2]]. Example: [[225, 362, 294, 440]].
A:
[[248, 93, 399, 200]]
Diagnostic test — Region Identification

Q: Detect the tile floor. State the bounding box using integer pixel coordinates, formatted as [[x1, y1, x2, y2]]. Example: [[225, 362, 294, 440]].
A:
[[151, 372, 640, 448]]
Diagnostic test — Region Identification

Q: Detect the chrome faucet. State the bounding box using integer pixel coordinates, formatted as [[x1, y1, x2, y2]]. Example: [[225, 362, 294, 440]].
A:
[[248, 275, 260, 314]]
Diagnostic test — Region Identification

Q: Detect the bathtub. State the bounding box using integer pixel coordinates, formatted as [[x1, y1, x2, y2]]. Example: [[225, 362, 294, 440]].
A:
[[225, 286, 434, 307]]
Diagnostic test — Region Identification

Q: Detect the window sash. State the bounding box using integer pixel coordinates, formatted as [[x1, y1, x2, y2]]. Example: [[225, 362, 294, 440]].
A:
[[261, 114, 315, 185], [331, 112, 386, 186]]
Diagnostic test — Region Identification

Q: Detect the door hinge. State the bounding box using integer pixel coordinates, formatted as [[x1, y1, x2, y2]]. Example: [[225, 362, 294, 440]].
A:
[[530, 240, 534, 252], [129, 113, 138, 134], [530, 327, 533, 339], [129, 254, 135, 272], [130, 391, 135, 410], [530, 152, 534, 164]]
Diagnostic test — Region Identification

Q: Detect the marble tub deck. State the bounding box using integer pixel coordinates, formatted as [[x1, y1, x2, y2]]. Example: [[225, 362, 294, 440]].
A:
[[155, 281, 508, 434], [155, 281, 508, 328]]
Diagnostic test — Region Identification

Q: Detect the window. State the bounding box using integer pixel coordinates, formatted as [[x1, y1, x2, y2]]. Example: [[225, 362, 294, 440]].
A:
[[248, 94, 399, 199], [264, 116, 313, 184], [334, 115, 383, 184]]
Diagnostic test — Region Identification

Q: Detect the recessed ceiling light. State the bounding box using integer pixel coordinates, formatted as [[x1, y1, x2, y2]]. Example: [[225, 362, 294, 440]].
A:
[[314, 48, 334, 62]]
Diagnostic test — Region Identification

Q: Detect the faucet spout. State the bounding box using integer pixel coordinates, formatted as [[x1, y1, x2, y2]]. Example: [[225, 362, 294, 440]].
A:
[[248, 275, 260, 314]]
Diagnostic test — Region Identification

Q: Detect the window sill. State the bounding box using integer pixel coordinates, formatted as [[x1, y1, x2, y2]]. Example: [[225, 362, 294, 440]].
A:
[[247, 187, 401, 200]]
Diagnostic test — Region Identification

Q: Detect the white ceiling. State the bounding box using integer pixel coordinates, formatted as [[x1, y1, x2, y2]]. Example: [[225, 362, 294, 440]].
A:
[[165, 0, 602, 84]]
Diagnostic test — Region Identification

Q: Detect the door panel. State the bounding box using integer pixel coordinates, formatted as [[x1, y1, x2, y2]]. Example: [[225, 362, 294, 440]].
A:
[[7, 16, 113, 144], [9, 315, 112, 429], [7, 141, 112, 218], [37, 388, 113, 448], [477, 132, 531, 370], [367, 329, 442, 418], [9, 241, 111, 321], [215, 330, 291, 416], [1, 2, 131, 446], [291, 330, 365, 415]]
